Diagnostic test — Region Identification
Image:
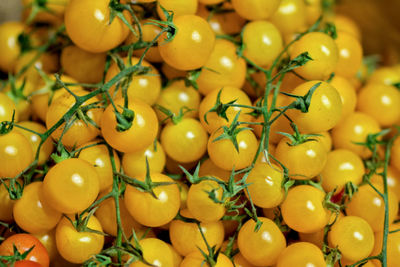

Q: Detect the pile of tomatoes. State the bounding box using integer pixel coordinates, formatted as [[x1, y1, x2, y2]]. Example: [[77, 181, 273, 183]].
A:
[[1, 0, 400, 266]]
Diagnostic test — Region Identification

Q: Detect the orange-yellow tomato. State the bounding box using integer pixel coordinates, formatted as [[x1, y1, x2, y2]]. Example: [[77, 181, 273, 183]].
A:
[[357, 83, 400, 127], [231, 0, 281, 20], [13, 182, 61, 234], [290, 32, 338, 80], [288, 80, 343, 133], [0, 22, 25, 73], [330, 75, 357, 123], [105, 57, 161, 105], [158, 15, 215, 71], [334, 31, 363, 78], [65, 0, 131, 53], [270, 0, 307, 36], [197, 39, 246, 95]]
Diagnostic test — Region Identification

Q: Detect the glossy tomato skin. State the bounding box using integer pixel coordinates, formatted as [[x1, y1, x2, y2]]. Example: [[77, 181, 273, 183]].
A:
[[357, 83, 400, 127], [186, 179, 226, 223], [42, 158, 100, 214], [276, 242, 326, 267], [157, 0, 198, 20], [122, 141, 166, 177], [158, 15, 215, 71], [78, 141, 121, 192], [270, 0, 307, 36], [246, 162, 284, 208], [290, 32, 338, 80], [46, 90, 102, 148], [287, 80, 343, 133], [320, 149, 364, 192], [242, 20, 283, 67], [198, 158, 231, 182], [0, 92, 19, 123], [346, 183, 399, 232], [55, 215, 104, 264], [13, 182, 62, 234], [330, 75, 357, 123], [281, 185, 329, 233], [169, 209, 224, 256], [180, 251, 233, 267], [238, 217, 286, 266], [60, 45, 107, 84], [334, 31, 363, 78], [196, 39, 247, 95], [372, 223, 400, 267], [331, 112, 381, 159], [275, 137, 327, 179], [0, 180, 15, 222], [199, 86, 253, 134], [130, 238, 174, 267], [101, 98, 158, 153], [368, 66, 400, 86], [65, 0, 130, 53], [208, 128, 258, 171], [0, 130, 33, 178], [105, 57, 161, 106], [0, 22, 25, 73], [96, 189, 143, 237], [124, 173, 180, 227], [231, 0, 281, 20], [0, 233, 49, 267], [329, 216, 374, 263], [155, 80, 200, 121], [161, 118, 208, 163], [16, 121, 53, 165]]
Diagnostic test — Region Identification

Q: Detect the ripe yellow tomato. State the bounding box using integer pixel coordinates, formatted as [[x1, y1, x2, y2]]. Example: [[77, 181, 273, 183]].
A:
[[287, 80, 343, 133], [331, 112, 381, 159], [275, 136, 328, 180], [329, 216, 374, 263], [78, 141, 121, 192], [208, 128, 258, 171], [231, 0, 281, 20], [65, 0, 131, 52], [245, 162, 284, 208], [105, 57, 161, 106], [0, 130, 33, 178], [270, 0, 307, 36], [155, 80, 200, 121], [330, 75, 357, 123], [101, 98, 159, 153], [199, 86, 253, 134], [130, 238, 174, 267], [60, 45, 106, 84], [0, 22, 25, 73], [320, 149, 364, 192], [334, 31, 363, 78], [157, 0, 198, 21], [238, 217, 286, 266], [122, 141, 166, 178], [281, 185, 329, 233], [276, 242, 326, 267], [16, 121, 53, 165], [197, 39, 247, 95], [169, 209, 224, 256], [55, 215, 104, 264], [346, 183, 399, 232], [242, 20, 283, 67], [357, 83, 400, 127], [158, 15, 215, 71], [124, 173, 180, 227], [186, 179, 226, 223], [0, 179, 16, 222], [290, 32, 338, 80], [42, 158, 100, 214], [161, 118, 208, 163], [0, 92, 19, 123], [13, 182, 61, 234]]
